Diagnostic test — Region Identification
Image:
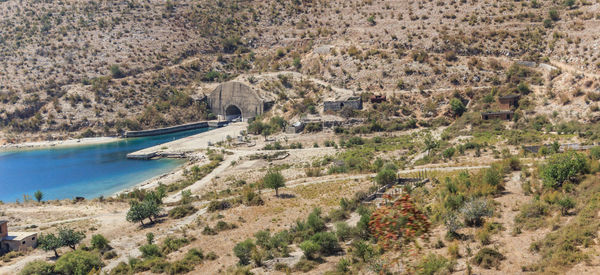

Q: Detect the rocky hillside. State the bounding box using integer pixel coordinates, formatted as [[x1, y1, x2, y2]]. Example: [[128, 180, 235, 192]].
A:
[[1, 0, 599, 142]]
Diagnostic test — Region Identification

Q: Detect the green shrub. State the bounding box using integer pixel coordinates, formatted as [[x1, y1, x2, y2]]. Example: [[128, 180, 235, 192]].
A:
[[351, 241, 378, 262], [168, 205, 198, 219], [306, 208, 326, 233], [472, 248, 505, 269], [207, 200, 231, 212], [335, 222, 353, 241], [416, 253, 455, 275], [299, 240, 321, 259], [460, 199, 493, 227], [375, 168, 397, 186], [233, 239, 255, 265], [54, 250, 103, 275], [90, 234, 110, 251], [139, 244, 162, 258], [19, 260, 55, 275], [161, 237, 190, 254], [540, 152, 588, 188], [328, 208, 349, 222], [515, 200, 550, 230], [310, 232, 341, 256], [557, 196, 575, 216], [590, 147, 600, 160], [215, 221, 237, 231], [450, 98, 466, 117], [294, 258, 317, 272]]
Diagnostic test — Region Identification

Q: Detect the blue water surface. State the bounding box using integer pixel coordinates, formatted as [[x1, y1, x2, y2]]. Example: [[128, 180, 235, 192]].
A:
[[0, 128, 210, 202]]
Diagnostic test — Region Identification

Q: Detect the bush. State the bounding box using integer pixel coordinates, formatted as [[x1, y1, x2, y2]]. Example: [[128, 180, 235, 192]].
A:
[[472, 248, 505, 269], [335, 222, 353, 241], [515, 200, 550, 230], [207, 200, 231, 212], [416, 253, 455, 275], [91, 234, 110, 251], [299, 240, 321, 260], [450, 98, 466, 117], [557, 196, 575, 216], [590, 147, 600, 160], [310, 232, 341, 256], [375, 168, 397, 186], [328, 208, 349, 222], [54, 250, 103, 275], [161, 237, 190, 254], [352, 241, 378, 262], [306, 208, 326, 233], [168, 205, 198, 219], [294, 258, 317, 272], [139, 244, 162, 258], [540, 152, 588, 188], [460, 199, 493, 227], [19, 260, 55, 275], [233, 239, 255, 265]]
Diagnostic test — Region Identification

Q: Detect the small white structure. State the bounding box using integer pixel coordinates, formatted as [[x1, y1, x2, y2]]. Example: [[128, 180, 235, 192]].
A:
[[0, 221, 38, 254]]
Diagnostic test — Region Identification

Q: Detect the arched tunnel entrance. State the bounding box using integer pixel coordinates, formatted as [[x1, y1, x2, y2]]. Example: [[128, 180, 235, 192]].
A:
[[225, 105, 242, 121]]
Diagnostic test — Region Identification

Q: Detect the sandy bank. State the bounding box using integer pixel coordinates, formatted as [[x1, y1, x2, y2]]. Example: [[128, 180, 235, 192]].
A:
[[0, 136, 121, 152]]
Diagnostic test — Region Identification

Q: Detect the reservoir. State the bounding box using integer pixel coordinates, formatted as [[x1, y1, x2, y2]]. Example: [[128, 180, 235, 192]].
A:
[[0, 128, 210, 202]]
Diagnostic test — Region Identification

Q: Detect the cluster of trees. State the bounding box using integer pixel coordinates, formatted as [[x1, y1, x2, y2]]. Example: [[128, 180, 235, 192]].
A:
[[38, 228, 85, 258], [247, 116, 286, 137]]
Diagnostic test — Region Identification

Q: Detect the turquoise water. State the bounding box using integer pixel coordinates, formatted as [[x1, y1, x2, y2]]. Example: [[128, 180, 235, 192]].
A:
[[0, 128, 210, 202]]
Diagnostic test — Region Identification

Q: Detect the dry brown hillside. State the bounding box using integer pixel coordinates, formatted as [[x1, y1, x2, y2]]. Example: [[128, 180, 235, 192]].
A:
[[1, 0, 599, 142]]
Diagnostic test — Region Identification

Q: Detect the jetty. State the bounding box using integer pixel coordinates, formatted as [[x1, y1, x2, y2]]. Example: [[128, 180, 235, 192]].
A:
[[127, 122, 247, 159]]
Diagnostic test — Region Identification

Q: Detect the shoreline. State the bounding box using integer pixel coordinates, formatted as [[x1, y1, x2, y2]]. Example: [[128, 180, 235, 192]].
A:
[[0, 136, 122, 152]]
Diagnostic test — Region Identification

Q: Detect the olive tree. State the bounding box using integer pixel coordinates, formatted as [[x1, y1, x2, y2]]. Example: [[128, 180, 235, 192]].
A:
[[263, 170, 285, 197], [58, 228, 85, 250], [38, 233, 62, 257]]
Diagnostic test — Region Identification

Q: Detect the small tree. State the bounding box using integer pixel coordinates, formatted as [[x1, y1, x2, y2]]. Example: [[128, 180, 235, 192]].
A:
[[449, 98, 466, 117], [442, 147, 456, 160], [38, 233, 62, 257], [375, 168, 397, 186], [126, 201, 147, 225], [540, 152, 588, 188], [233, 239, 255, 265], [34, 190, 43, 202], [263, 170, 285, 197], [126, 200, 162, 226], [58, 228, 85, 250], [424, 133, 439, 155], [557, 196, 575, 216]]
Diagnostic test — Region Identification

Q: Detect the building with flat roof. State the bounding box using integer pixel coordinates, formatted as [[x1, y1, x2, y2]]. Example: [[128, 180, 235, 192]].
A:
[[0, 221, 38, 254], [481, 111, 514, 120]]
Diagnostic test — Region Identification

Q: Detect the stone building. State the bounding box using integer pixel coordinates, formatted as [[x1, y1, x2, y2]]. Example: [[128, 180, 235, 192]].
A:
[[0, 221, 38, 254], [207, 82, 273, 121], [323, 96, 363, 112], [498, 94, 520, 109]]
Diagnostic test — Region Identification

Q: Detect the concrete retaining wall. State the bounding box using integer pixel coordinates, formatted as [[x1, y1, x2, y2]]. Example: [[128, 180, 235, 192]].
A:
[[123, 122, 209, 138]]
